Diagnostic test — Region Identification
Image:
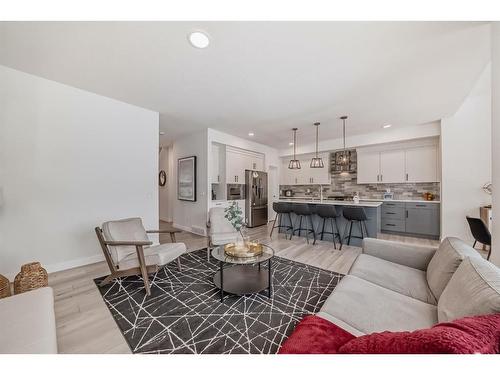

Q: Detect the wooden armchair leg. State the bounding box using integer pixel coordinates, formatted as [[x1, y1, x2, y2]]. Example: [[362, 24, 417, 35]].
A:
[[135, 245, 151, 296], [176, 257, 182, 271]]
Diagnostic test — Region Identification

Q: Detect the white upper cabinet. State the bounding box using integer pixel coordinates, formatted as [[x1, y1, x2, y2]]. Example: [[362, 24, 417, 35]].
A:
[[210, 144, 220, 184], [357, 152, 381, 184], [379, 150, 406, 183], [405, 145, 438, 182], [307, 152, 331, 185], [226, 146, 265, 184], [356, 141, 439, 184]]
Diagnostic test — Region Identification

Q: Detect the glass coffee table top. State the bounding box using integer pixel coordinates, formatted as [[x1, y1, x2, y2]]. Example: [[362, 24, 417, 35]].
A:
[[211, 244, 274, 264]]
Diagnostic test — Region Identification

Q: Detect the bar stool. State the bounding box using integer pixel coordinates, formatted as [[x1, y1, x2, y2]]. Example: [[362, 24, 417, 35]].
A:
[[270, 202, 294, 239], [315, 205, 342, 249], [291, 203, 316, 244], [341, 207, 368, 250]]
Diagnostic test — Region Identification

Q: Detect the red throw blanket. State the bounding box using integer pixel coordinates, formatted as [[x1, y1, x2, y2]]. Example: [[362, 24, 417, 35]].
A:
[[279, 313, 500, 354]]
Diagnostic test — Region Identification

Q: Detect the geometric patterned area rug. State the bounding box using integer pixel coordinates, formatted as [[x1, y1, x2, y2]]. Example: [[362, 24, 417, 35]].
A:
[[95, 249, 343, 354]]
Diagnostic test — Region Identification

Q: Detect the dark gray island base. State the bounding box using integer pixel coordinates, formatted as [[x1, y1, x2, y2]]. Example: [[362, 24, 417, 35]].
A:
[[277, 200, 382, 247]]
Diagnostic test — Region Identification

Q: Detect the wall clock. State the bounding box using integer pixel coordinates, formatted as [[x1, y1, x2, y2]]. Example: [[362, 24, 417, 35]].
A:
[[159, 170, 167, 186]]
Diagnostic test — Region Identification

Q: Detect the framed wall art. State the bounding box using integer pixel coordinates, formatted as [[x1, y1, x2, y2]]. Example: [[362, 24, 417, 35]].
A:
[[177, 156, 196, 201]]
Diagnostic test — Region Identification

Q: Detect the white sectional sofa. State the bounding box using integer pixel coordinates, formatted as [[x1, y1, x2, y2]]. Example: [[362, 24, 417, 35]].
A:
[[318, 237, 500, 336], [0, 287, 58, 353]]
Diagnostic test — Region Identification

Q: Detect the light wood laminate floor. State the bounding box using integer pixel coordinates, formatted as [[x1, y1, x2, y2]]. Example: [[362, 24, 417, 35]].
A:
[[50, 221, 440, 354]]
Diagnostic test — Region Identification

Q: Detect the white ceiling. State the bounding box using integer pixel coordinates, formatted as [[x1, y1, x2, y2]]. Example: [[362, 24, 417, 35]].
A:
[[0, 21, 491, 148]]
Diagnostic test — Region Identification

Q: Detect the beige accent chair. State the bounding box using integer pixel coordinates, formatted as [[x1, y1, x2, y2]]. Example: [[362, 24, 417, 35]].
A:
[[95, 217, 186, 296], [206, 207, 239, 260]]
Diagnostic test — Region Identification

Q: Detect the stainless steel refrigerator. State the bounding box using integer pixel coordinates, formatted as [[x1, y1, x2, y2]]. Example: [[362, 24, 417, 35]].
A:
[[245, 170, 268, 227]]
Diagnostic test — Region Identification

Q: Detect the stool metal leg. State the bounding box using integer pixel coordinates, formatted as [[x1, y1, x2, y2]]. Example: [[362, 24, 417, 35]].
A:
[[334, 217, 342, 247], [310, 215, 316, 245], [330, 217, 337, 249], [347, 221, 353, 245], [320, 218, 326, 241], [270, 212, 279, 238]]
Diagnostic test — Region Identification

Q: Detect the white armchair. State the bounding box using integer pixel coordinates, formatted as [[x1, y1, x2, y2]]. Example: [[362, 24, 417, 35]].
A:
[[95, 217, 186, 296], [206, 207, 239, 260]]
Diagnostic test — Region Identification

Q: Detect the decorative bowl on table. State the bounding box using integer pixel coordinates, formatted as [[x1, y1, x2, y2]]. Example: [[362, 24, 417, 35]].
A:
[[224, 241, 263, 258]]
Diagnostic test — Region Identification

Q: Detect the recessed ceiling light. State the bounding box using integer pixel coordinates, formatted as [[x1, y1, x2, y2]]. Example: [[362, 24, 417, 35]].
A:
[[383, 124, 392, 129], [289, 142, 294, 146], [188, 31, 210, 49], [248, 132, 254, 137], [159, 131, 165, 135]]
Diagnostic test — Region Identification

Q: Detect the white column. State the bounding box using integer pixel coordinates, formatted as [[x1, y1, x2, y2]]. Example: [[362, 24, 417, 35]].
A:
[[491, 22, 500, 266]]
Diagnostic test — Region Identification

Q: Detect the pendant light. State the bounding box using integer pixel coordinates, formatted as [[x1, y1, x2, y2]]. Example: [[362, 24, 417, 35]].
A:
[[339, 116, 349, 166], [288, 128, 301, 169], [310, 122, 324, 168]]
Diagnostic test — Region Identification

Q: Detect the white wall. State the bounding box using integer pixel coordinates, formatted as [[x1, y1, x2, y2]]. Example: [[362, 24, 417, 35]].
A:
[[491, 23, 500, 266], [171, 129, 208, 235], [0, 65, 159, 277], [159, 147, 170, 221], [440, 64, 492, 242]]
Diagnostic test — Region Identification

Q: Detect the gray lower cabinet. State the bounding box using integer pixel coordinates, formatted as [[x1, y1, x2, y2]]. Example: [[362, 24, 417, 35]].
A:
[[381, 201, 440, 238]]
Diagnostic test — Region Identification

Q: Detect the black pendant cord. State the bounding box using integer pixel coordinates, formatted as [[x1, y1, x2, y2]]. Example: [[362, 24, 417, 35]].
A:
[[293, 129, 297, 159], [315, 124, 319, 157]]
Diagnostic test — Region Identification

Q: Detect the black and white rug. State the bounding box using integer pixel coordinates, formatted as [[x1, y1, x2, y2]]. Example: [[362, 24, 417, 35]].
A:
[[95, 249, 342, 354]]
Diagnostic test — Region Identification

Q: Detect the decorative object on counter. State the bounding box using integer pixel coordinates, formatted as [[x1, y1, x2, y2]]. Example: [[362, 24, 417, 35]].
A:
[[383, 189, 394, 200], [482, 182, 492, 195], [0, 274, 11, 299], [14, 262, 48, 294], [159, 170, 167, 186], [288, 128, 301, 169], [353, 192, 360, 204], [423, 192, 435, 201], [178, 155, 197, 201], [310, 122, 325, 168]]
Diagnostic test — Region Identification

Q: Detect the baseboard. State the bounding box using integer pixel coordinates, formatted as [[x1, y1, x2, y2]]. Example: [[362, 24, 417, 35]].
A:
[[173, 222, 207, 236]]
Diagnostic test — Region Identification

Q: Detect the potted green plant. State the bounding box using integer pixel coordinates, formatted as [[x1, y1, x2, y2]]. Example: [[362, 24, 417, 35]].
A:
[[224, 201, 248, 246]]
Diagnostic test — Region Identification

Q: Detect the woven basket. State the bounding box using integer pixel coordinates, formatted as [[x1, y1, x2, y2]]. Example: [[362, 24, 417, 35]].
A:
[[14, 262, 48, 294], [0, 274, 11, 299]]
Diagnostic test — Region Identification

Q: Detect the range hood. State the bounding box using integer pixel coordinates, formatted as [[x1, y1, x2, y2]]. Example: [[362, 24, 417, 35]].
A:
[[330, 149, 357, 174]]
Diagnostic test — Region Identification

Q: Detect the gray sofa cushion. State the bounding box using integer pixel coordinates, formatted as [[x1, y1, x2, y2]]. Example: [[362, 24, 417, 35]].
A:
[[316, 311, 365, 337], [350, 254, 437, 305], [438, 256, 500, 322], [426, 237, 480, 299], [319, 275, 438, 334]]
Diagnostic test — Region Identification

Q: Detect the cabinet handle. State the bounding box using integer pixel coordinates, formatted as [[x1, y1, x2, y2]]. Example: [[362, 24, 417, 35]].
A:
[[415, 204, 426, 207], [406, 210, 409, 218], [406, 173, 409, 181], [386, 212, 396, 215], [253, 163, 256, 170], [386, 223, 396, 227], [380, 174, 383, 182], [217, 175, 220, 182]]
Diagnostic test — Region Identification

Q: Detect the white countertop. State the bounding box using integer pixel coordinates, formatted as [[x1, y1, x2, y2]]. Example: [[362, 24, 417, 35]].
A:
[[278, 199, 383, 208], [279, 196, 440, 204], [360, 198, 441, 204]]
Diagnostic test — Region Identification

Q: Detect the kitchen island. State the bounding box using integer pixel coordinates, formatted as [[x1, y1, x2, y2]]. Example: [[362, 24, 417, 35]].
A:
[[276, 199, 382, 247]]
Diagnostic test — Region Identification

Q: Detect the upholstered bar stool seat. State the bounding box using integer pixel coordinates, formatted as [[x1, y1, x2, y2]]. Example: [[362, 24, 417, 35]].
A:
[[341, 207, 369, 250], [291, 203, 316, 244], [316, 205, 342, 249], [270, 202, 294, 239]]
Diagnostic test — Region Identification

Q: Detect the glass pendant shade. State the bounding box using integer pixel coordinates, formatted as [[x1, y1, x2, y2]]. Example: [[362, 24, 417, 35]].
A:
[[310, 122, 324, 168], [288, 128, 301, 169]]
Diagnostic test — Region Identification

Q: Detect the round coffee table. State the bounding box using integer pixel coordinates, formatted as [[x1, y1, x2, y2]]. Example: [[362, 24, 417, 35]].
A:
[[211, 244, 274, 302]]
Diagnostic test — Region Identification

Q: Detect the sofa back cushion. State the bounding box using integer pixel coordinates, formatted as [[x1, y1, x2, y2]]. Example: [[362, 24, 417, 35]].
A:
[[426, 237, 480, 300], [438, 256, 500, 322], [102, 217, 150, 264], [337, 313, 500, 354]]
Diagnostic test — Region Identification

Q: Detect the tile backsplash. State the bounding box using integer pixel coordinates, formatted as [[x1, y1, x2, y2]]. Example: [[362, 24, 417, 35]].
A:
[[280, 163, 440, 201]]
